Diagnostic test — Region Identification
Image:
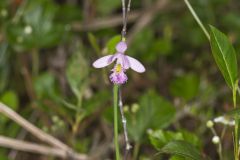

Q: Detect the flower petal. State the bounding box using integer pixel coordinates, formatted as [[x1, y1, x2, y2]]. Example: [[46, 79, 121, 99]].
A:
[[92, 55, 114, 68], [116, 41, 127, 53], [127, 56, 146, 73], [123, 55, 130, 69]]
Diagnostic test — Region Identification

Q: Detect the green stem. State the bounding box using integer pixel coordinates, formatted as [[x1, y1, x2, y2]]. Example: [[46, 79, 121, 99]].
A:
[[233, 85, 239, 160], [114, 85, 120, 160], [183, 0, 210, 40], [133, 142, 140, 160]]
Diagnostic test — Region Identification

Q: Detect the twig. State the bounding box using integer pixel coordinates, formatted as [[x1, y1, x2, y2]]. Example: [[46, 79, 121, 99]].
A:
[[8, 111, 38, 159], [0, 102, 88, 160], [0, 102, 69, 150], [0, 136, 86, 160]]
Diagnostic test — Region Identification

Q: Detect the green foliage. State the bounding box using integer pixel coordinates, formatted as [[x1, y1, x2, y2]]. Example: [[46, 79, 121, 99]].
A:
[[33, 72, 59, 100], [148, 129, 200, 150], [127, 90, 176, 142], [159, 140, 204, 160], [66, 50, 89, 102], [209, 25, 238, 89], [5, 0, 65, 51], [1, 0, 240, 159], [83, 90, 110, 116], [0, 90, 19, 110], [170, 73, 200, 101]]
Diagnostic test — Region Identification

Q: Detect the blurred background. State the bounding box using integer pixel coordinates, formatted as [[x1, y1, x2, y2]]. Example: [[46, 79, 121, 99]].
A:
[[0, 0, 240, 159]]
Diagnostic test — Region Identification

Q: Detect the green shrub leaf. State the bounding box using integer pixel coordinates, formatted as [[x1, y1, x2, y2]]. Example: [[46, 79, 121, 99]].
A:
[[160, 140, 203, 160], [209, 25, 238, 89]]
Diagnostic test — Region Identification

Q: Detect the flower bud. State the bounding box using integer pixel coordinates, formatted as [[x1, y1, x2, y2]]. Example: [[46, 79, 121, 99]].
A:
[[206, 120, 214, 128], [212, 136, 220, 144], [131, 103, 139, 113], [24, 25, 32, 34], [123, 105, 129, 113]]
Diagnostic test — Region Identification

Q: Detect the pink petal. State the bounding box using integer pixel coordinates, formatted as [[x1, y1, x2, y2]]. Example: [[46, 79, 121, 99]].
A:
[[116, 41, 127, 53], [92, 55, 114, 68], [123, 55, 130, 69], [127, 56, 146, 73]]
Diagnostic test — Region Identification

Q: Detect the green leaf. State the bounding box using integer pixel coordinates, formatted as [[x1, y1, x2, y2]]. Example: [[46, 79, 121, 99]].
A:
[[160, 140, 203, 160], [209, 25, 238, 89], [127, 90, 176, 142], [33, 72, 59, 99], [148, 130, 201, 150], [170, 73, 200, 101], [149, 130, 183, 149], [66, 51, 89, 101]]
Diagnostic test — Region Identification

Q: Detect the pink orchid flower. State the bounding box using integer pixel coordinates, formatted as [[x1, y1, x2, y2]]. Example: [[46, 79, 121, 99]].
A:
[[93, 41, 145, 84]]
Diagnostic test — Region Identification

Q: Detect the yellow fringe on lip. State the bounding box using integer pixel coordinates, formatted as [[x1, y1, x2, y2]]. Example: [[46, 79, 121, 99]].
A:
[[115, 64, 122, 73]]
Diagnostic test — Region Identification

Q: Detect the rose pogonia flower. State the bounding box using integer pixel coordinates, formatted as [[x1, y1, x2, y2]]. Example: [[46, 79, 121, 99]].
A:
[[93, 41, 145, 84], [110, 64, 128, 84]]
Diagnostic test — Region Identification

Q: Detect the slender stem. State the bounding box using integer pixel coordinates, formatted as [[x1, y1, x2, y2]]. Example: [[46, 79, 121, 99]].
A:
[[118, 87, 131, 160], [210, 127, 223, 160], [133, 142, 140, 160], [114, 85, 120, 160], [233, 85, 239, 160], [121, 0, 132, 40], [121, 0, 126, 39], [183, 0, 210, 40]]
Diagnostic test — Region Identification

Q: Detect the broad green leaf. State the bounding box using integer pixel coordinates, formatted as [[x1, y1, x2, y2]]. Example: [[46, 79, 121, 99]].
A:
[[148, 130, 201, 150], [33, 72, 59, 99], [170, 73, 200, 101], [160, 140, 203, 160], [127, 91, 176, 142], [209, 25, 238, 89], [149, 130, 183, 149], [66, 51, 89, 101]]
